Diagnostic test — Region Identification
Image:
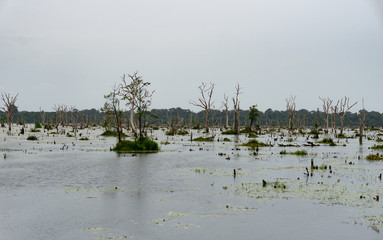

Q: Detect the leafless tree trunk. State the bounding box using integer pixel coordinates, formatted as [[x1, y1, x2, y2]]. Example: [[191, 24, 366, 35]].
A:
[[319, 97, 333, 133], [286, 96, 296, 131], [330, 100, 339, 133], [358, 99, 366, 145], [339, 96, 357, 135], [190, 82, 215, 133], [69, 106, 78, 137], [232, 84, 241, 134], [39, 107, 46, 126], [1, 93, 19, 134], [223, 94, 229, 129]]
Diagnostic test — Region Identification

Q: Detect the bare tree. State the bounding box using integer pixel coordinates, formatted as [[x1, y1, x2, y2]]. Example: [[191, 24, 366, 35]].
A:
[[330, 100, 339, 133], [222, 94, 229, 129], [39, 107, 46, 126], [1, 93, 19, 134], [120, 72, 154, 140], [358, 99, 366, 145], [69, 106, 78, 137], [190, 82, 215, 133], [232, 84, 242, 134], [319, 97, 333, 133], [101, 85, 123, 142], [339, 96, 357, 135], [286, 96, 296, 131]]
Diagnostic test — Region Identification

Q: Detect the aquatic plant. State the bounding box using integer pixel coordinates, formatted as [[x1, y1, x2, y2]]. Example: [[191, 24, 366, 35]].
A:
[[371, 145, 383, 150], [193, 136, 214, 142], [222, 129, 238, 135], [101, 130, 128, 137], [113, 138, 159, 152], [27, 135, 37, 141], [366, 154, 383, 161], [79, 137, 89, 141], [34, 120, 42, 129], [240, 139, 269, 147], [280, 149, 308, 155]]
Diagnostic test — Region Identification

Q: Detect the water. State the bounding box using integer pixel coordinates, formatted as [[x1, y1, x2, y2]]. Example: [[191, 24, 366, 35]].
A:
[[0, 126, 382, 239]]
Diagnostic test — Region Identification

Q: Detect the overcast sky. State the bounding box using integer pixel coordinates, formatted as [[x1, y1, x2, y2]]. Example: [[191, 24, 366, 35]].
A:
[[1, 0, 382, 113]]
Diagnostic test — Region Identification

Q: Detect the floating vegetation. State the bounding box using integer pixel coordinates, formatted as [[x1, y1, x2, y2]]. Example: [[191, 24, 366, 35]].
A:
[[79, 137, 89, 141], [240, 139, 269, 148], [101, 130, 128, 137], [168, 211, 188, 216], [27, 135, 37, 141], [317, 138, 336, 145], [221, 129, 238, 135], [280, 149, 308, 155], [192, 136, 214, 142], [370, 145, 383, 150], [366, 154, 383, 161]]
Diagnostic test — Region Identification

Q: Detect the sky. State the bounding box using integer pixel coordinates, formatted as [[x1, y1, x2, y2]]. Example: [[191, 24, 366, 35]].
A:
[[0, 0, 383, 113]]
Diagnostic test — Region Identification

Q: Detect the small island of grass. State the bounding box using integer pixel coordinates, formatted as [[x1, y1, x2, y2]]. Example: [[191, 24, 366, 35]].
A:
[[113, 138, 159, 153]]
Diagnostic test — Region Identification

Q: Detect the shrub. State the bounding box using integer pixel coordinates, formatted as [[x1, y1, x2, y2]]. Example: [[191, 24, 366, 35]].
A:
[[113, 138, 159, 152], [35, 121, 42, 129], [27, 136, 37, 141]]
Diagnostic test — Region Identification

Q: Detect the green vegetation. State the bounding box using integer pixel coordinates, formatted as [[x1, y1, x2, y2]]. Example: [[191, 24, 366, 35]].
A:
[[222, 138, 231, 142], [27, 135, 37, 141], [366, 154, 383, 161], [317, 138, 337, 146], [222, 129, 237, 135], [280, 149, 308, 155], [240, 139, 269, 147], [30, 129, 40, 132], [337, 133, 350, 139], [79, 137, 89, 141], [165, 129, 189, 136], [193, 136, 214, 142], [113, 138, 159, 153], [35, 120, 42, 129], [101, 130, 128, 138], [371, 145, 383, 150]]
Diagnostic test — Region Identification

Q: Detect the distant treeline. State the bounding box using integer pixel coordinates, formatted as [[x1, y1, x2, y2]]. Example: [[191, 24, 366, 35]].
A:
[[1, 108, 383, 129]]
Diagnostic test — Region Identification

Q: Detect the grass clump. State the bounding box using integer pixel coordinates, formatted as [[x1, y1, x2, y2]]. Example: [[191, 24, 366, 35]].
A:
[[222, 129, 238, 135], [79, 137, 89, 141], [371, 145, 383, 150], [317, 138, 333, 144], [113, 138, 159, 153], [240, 139, 269, 148], [280, 149, 308, 155], [27, 136, 37, 141], [366, 154, 383, 161], [193, 136, 214, 142], [101, 130, 128, 138]]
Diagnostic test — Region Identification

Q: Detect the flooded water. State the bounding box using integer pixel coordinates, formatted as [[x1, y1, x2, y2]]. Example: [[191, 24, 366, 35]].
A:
[[0, 126, 382, 239]]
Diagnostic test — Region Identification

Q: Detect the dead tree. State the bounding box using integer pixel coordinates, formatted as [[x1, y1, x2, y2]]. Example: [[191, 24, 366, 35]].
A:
[[358, 99, 366, 145], [223, 94, 229, 129], [330, 100, 339, 133], [120, 72, 154, 140], [286, 96, 296, 131], [190, 82, 215, 133], [39, 107, 46, 126], [339, 96, 357, 134], [1, 93, 19, 134], [232, 84, 242, 134], [319, 97, 333, 133], [69, 106, 78, 137], [102, 85, 123, 142]]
